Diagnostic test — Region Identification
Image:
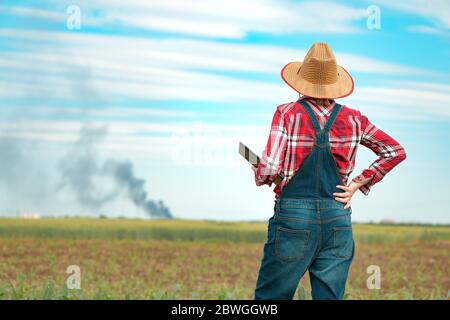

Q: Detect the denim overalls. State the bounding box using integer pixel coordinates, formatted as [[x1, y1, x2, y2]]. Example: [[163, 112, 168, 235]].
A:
[[254, 100, 355, 300]]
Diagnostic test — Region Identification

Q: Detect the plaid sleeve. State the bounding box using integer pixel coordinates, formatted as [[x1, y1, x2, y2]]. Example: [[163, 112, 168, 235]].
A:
[[352, 113, 407, 195], [254, 106, 288, 186]]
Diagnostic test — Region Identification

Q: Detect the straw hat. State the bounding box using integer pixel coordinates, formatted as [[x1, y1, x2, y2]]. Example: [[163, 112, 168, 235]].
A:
[[281, 42, 354, 99]]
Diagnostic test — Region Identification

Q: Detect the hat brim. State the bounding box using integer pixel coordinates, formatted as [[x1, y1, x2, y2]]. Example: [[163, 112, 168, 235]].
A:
[[281, 62, 354, 99]]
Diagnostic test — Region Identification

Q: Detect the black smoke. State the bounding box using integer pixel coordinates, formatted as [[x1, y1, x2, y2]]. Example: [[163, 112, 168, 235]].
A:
[[104, 160, 172, 218], [57, 125, 173, 218]]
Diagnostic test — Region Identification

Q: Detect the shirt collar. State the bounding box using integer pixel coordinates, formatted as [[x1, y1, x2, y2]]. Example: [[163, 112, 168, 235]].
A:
[[298, 95, 336, 116]]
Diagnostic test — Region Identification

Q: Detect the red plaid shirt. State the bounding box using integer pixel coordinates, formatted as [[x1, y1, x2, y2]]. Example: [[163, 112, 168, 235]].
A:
[[255, 96, 407, 197]]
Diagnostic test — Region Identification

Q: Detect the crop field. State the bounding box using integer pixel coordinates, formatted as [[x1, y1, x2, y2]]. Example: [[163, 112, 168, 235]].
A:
[[0, 218, 448, 299]]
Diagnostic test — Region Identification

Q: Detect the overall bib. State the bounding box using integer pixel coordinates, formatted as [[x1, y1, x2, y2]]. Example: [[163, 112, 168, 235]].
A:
[[254, 100, 355, 300]]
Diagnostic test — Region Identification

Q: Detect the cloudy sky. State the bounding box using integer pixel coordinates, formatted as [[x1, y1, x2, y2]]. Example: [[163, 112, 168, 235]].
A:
[[0, 0, 449, 223]]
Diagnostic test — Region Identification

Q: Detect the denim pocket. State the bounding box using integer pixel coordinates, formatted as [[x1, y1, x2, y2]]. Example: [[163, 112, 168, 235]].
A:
[[332, 226, 353, 259], [275, 226, 310, 262]]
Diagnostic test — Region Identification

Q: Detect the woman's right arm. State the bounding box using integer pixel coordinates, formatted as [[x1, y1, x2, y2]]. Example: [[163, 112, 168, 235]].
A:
[[254, 106, 288, 187], [351, 112, 407, 195]]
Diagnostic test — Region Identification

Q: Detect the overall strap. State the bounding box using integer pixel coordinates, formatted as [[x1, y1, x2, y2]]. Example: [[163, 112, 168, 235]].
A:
[[323, 103, 342, 132], [299, 100, 342, 134]]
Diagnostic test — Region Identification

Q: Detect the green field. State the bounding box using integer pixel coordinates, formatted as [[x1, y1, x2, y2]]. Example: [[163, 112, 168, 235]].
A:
[[0, 218, 449, 299]]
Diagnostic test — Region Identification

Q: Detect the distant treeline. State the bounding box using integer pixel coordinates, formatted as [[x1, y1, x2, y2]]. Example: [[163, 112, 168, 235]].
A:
[[0, 218, 449, 244]]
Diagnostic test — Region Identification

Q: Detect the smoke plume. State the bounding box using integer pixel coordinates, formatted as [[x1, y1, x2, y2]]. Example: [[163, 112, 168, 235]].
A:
[[104, 160, 172, 218], [57, 126, 173, 218]]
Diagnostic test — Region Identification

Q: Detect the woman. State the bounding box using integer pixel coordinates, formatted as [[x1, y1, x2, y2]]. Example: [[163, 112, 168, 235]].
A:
[[253, 42, 407, 300]]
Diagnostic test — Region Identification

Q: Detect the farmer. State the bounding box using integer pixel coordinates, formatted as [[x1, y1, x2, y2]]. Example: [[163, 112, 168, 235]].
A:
[[253, 42, 406, 300]]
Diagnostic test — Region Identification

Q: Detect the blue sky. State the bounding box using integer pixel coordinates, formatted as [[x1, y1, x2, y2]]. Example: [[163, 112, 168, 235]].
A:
[[0, 0, 449, 223]]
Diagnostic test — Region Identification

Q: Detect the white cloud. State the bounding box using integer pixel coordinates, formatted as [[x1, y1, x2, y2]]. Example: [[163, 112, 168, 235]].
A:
[[38, 106, 198, 118], [1, 28, 448, 122], [0, 73, 289, 104], [373, 0, 450, 34], [0, 28, 438, 106], [18, 0, 368, 38], [0, 28, 428, 76], [9, 0, 446, 39], [0, 120, 192, 135], [346, 81, 450, 120], [0, 5, 66, 22], [407, 25, 447, 36]]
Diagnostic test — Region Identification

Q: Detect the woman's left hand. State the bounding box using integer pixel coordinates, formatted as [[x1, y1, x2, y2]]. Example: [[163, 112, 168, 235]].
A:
[[333, 183, 359, 209]]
